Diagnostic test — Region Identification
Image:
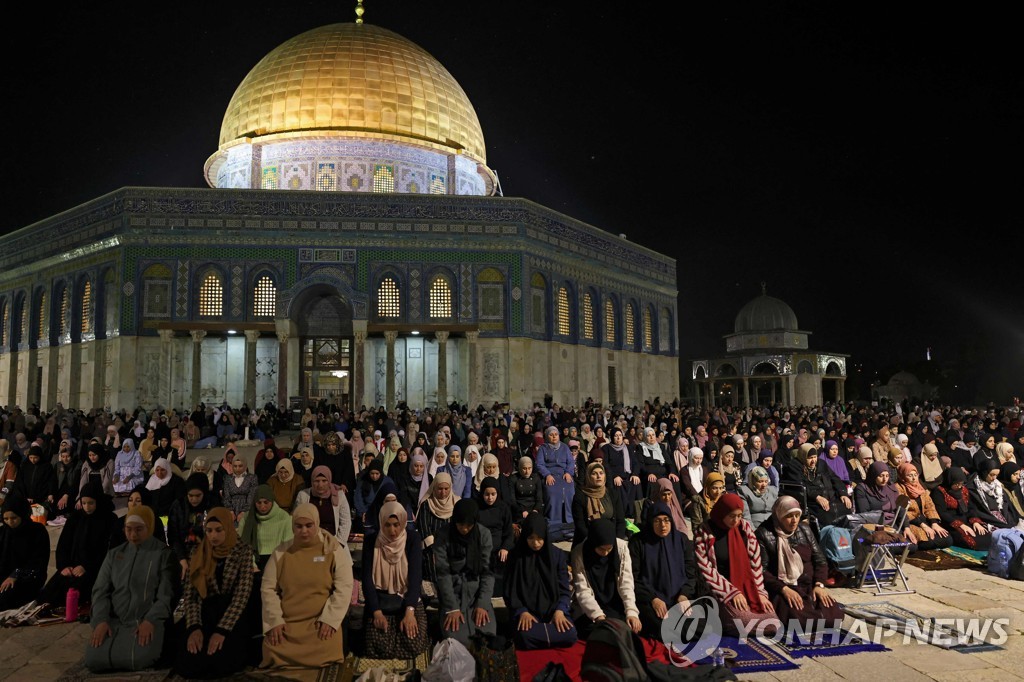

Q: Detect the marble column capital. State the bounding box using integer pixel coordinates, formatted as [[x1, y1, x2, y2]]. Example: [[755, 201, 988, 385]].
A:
[[158, 329, 175, 343], [435, 330, 450, 344], [464, 330, 479, 344], [383, 330, 398, 345], [354, 331, 367, 345], [243, 329, 261, 344], [189, 330, 207, 344]]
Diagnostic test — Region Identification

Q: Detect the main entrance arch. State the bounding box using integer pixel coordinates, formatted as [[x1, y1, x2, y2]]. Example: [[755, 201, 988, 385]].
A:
[[292, 284, 354, 410]]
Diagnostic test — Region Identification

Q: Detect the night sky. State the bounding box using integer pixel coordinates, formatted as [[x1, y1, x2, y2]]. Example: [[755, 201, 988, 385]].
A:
[[6, 3, 1021, 403]]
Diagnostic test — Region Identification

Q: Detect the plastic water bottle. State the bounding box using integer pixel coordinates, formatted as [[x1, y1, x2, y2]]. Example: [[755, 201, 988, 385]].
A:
[[65, 587, 80, 622], [712, 646, 725, 668]]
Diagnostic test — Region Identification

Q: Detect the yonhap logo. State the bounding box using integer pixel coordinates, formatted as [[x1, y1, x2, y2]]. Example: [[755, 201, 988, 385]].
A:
[[661, 597, 724, 664]]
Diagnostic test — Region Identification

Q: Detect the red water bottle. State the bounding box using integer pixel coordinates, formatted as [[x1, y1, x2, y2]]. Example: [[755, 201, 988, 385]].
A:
[[65, 587, 80, 622]]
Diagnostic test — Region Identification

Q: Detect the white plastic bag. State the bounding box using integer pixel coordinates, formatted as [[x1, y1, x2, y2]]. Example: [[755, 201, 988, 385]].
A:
[[423, 637, 476, 682]]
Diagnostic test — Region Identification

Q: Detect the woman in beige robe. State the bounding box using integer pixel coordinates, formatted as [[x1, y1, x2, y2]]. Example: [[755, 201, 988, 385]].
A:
[[260, 502, 353, 668]]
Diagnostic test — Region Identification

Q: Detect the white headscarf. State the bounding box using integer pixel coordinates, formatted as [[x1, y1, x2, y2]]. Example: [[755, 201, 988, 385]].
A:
[[146, 457, 173, 490]]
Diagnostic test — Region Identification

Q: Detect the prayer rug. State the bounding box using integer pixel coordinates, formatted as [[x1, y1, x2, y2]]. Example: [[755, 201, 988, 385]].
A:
[[774, 628, 889, 658], [516, 637, 727, 680], [516, 640, 586, 681], [845, 602, 1004, 653], [687, 636, 798, 673], [941, 546, 988, 565], [905, 549, 984, 571], [352, 651, 430, 677]]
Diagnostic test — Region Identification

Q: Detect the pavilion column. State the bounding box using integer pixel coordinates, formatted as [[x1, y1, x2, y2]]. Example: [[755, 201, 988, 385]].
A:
[[158, 329, 174, 408], [435, 331, 449, 408], [742, 377, 750, 407], [68, 342, 82, 409], [708, 380, 715, 407], [243, 330, 259, 407], [276, 329, 288, 407], [384, 331, 398, 410], [189, 330, 206, 409], [353, 330, 366, 410], [838, 377, 846, 404], [465, 331, 479, 409]]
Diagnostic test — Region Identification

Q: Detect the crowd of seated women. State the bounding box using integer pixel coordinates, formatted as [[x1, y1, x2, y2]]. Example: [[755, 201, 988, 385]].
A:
[[0, 398, 1021, 674]]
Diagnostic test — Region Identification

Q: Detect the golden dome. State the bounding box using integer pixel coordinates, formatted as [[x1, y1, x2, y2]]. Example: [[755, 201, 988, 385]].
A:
[[217, 23, 487, 161]]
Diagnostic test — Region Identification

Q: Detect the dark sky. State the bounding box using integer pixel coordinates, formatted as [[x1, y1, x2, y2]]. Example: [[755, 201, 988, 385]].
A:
[[6, 2, 1022, 402]]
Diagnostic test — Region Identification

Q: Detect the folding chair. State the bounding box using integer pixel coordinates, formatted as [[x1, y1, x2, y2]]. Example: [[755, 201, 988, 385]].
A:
[[853, 497, 914, 595]]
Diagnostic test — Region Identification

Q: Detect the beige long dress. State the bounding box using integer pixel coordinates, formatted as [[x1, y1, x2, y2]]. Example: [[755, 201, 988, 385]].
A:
[[261, 529, 353, 668]]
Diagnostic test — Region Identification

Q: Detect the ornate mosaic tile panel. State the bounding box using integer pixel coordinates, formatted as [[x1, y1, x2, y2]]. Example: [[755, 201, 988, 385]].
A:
[[231, 265, 243, 317], [176, 261, 190, 318]]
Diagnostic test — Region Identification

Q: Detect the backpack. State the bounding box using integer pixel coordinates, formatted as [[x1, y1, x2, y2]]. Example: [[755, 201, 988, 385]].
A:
[[1010, 541, 1024, 582], [818, 525, 856, 575], [580, 617, 647, 682], [987, 528, 1024, 578]]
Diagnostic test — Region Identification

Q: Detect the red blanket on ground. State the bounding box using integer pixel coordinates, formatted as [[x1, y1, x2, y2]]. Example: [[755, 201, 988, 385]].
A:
[[516, 637, 677, 681]]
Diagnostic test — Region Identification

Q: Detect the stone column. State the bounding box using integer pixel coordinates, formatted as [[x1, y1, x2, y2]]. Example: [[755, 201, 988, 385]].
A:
[[742, 377, 750, 407], [465, 331, 479, 409], [708, 380, 715, 408], [244, 330, 260, 407], [158, 329, 174, 408], [91, 341, 105, 410], [770, 380, 777, 405], [68, 343, 82, 409], [24, 347, 39, 408], [353, 330, 366, 410], [838, 378, 846, 404], [276, 329, 289, 407], [189, 330, 206, 409], [435, 331, 449, 408], [45, 345, 59, 410], [384, 331, 398, 410]]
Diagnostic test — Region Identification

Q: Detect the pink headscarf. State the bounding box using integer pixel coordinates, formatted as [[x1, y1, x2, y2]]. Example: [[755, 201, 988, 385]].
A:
[[311, 465, 341, 506]]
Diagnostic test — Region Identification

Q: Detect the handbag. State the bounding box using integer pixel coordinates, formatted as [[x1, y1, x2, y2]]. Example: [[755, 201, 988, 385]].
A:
[[470, 636, 520, 682]]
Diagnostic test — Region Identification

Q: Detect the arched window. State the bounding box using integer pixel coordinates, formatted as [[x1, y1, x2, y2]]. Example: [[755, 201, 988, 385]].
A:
[[199, 272, 223, 317], [604, 298, 616, 343], [142, 263, 172, 319], [377, 277, 400, 318], [477, 268, 505, 321], [253, 275, 276, 317], [643, 307, 653, 349], [373, 165, 395, 193], [81, 279, 93, 337], [625, 303, 635, 347], [557, 287, 570, 336], [0, 299, 7, 347], [582, 292, 594, 340], [530, 273, 546, 334], [660, 307, 671, 352], [58, 286, 69, 338], [428, 276, 452, 319], [19, 296, 28, 345], [36, 291, 47, 342]]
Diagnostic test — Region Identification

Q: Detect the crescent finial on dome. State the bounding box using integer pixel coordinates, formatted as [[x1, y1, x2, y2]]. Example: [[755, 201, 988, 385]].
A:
[[355, 0, 365, 24], [761, 281, 767, 295]]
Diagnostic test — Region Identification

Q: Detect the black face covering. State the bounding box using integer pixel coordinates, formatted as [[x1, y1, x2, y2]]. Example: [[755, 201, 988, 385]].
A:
[[582, 518, 620, 607], [447, 498, 483, 575], [505, 512, 560, 619]]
